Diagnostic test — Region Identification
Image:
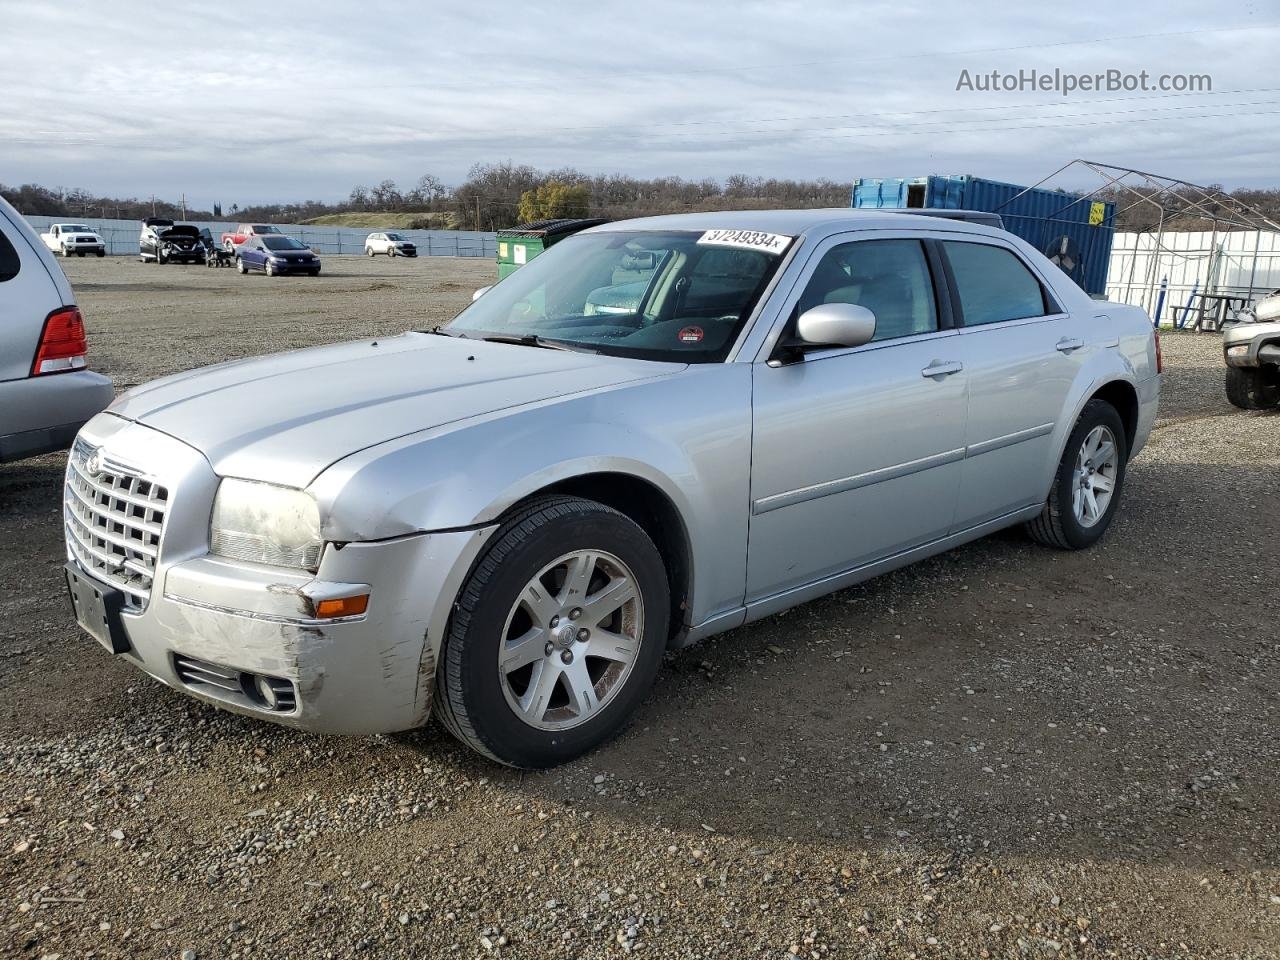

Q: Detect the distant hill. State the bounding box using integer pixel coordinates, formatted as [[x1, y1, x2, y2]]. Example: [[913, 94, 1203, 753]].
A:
[[301, 211, 457, 229]]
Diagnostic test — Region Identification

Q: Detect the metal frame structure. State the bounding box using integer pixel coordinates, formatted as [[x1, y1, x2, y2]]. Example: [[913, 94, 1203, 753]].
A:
[[997, 160, 1280, 326]]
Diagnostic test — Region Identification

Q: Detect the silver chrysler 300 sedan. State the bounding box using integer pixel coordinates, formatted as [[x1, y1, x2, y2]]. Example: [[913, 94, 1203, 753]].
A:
[[63, 209, 1160, 767]]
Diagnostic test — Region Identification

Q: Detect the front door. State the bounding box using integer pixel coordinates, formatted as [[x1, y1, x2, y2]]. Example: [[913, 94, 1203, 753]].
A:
[[747, 235, 968, 601]]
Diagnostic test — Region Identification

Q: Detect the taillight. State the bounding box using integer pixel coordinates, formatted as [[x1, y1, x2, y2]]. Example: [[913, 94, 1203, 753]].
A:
[[1153, 329, 1164, 374], [31, 306, 88, 376]]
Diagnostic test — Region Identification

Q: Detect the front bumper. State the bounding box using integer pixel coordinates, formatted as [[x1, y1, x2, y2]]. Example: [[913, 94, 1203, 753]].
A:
[[65, 415, 491, 735], [395, 246, 418, 257], [1223, 322, 1280, 368], [269, 261, 321, 274]]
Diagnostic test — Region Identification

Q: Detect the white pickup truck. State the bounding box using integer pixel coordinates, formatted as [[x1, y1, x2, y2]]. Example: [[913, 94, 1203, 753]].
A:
[[41, 223, 106, 257]]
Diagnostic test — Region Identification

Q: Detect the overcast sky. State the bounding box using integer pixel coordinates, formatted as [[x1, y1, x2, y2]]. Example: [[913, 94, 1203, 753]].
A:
[[3, 1, 1278, 207]]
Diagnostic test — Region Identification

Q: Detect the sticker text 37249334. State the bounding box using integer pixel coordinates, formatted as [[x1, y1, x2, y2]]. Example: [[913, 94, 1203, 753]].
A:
[[697, 229, 791, 254]]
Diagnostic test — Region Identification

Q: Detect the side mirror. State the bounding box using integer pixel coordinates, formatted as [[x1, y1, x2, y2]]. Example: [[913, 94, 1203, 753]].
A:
[[471, 286, 492, 302], [796, 302, 877, 349]]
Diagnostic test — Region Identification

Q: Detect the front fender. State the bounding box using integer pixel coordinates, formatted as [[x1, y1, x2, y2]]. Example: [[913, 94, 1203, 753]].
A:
[[310, 365, 754, 628]]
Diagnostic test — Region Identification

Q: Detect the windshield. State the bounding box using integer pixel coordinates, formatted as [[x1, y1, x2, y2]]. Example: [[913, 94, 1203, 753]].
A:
[[253, 225, 280, 234], [66, 225, 91, 233], [444, 229, 791, 362], [386, 233, 405, 241], [262, 236, 308, 251]]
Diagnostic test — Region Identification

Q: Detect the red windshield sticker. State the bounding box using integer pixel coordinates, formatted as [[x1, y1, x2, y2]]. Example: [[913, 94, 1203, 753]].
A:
[[678, 325, 704, 344]]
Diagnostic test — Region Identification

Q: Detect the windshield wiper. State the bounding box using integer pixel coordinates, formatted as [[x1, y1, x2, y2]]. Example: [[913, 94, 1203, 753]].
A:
[[479, 334, 595, 354]]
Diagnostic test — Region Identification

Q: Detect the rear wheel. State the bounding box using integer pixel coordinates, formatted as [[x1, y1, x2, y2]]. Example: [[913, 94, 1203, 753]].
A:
[[1225, 364, 1280, 410], [435, 496, 669, 768], [236, 258, 247, 274], [366, 246, 375, 257], [1026, 399, 1128, 550]]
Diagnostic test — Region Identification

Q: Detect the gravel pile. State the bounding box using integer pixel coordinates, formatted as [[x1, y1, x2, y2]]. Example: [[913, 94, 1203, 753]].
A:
[[1, 261, 1277, 957]]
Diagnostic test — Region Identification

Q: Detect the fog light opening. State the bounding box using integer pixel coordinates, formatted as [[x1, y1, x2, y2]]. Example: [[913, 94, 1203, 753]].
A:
[[254, 674, 280, 710]]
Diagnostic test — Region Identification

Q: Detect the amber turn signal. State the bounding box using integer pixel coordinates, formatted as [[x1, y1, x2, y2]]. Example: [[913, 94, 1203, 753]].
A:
[[314, 594, 369, 619]]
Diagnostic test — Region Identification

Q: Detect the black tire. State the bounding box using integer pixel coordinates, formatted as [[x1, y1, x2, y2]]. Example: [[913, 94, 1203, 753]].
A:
[[96, 250, 104, 257], [157, 247, 167, 265], [77, 251, 85, 257], [1026, 399, 1128, 550], [366, 247, 375, 257], [308, 269, 320, 277], [434, 495, 669, 768], [236, 258, 247, 274], [1225, 364, 1280, 410]]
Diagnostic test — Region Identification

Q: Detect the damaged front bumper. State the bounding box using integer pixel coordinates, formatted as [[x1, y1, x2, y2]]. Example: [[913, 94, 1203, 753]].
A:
[[65, 415, 492, 735]]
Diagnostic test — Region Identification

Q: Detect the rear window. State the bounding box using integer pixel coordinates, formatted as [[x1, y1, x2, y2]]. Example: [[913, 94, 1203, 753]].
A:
[[944, 242, 1048, 326], [0, 228, 19, 283]]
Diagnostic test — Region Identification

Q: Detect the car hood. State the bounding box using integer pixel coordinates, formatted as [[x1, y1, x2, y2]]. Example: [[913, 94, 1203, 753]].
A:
[[108, 332, 683, 487]]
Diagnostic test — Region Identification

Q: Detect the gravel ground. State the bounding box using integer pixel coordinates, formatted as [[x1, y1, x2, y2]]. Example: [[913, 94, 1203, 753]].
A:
[[2, 258, 1278, 959]]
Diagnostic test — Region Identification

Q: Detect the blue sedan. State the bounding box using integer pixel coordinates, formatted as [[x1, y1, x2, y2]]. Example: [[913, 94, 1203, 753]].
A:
[[237, 235, 322, 276]]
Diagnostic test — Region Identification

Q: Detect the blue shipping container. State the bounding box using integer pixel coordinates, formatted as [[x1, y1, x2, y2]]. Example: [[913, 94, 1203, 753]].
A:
[[851, 175, 1115, 296]]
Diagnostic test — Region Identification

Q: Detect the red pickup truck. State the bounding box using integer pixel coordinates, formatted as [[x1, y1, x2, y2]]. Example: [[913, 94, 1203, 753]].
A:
[[220, 223, 282, 253]]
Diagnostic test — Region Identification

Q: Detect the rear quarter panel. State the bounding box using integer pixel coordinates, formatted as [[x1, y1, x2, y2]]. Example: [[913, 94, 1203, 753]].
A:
[[1038, 301, 1159, 496]]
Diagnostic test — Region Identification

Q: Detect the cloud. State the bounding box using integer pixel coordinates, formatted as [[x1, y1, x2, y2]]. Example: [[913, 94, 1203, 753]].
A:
[[2, 0, 1277, 204]]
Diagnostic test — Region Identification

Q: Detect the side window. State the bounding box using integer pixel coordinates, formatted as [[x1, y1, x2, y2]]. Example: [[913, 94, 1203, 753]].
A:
[[798, 239, 937, 342], [943, 242, 1048, 326], [0, 228, 21, 283]]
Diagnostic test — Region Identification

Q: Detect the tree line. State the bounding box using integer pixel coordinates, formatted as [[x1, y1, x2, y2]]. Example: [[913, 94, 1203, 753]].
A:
[[7, 168, 1280, 232]]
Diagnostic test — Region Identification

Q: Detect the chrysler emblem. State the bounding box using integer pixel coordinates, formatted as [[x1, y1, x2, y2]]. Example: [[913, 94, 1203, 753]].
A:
[[85, 451, 103, 476]]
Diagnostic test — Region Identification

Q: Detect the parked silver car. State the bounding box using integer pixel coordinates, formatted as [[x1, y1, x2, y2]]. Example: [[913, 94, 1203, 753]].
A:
[[63, 209, 1160, 767], [0, 197, 114, 463]]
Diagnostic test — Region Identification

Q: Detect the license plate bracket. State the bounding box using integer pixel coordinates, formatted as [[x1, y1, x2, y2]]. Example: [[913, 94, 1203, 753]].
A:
[[64, 563, 131, 655]]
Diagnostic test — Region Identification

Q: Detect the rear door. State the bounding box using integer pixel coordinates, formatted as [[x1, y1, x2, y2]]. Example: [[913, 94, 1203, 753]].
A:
[[942, 238, 1088, 527], [747, 233, 968, 601]]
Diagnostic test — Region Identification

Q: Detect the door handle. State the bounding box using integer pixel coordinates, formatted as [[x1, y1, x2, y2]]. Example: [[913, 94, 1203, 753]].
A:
[[1055, 337, 1085, 353], [921, 360, 963, 379]]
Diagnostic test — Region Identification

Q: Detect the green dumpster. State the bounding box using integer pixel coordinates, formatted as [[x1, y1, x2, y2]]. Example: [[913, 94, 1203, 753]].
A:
[[496, 218, 607, 279]]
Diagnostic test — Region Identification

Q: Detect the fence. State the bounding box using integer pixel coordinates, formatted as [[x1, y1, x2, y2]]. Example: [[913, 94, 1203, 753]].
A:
[[1105, 229, 1280, 325], [23, 215, 499, 259]]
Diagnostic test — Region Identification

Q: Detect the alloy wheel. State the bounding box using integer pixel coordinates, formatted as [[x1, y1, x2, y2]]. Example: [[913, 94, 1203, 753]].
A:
[[497, 550, 642, 731], [1072, 425, 1119, 527]]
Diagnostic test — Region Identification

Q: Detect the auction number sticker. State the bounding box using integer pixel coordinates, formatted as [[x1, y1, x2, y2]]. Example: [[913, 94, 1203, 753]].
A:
[[677, 325, 704, 343], [697, 229, 791, 254]]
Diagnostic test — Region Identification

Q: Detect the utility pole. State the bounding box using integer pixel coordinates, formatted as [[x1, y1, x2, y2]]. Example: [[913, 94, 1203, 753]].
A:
[[151, 194, 156, 216], [181, 193, 187, 220]]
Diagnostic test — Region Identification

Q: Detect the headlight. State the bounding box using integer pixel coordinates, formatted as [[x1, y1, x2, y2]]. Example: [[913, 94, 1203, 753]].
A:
[[1226, 343, 1250, 359], [210, 479, 322, 570]]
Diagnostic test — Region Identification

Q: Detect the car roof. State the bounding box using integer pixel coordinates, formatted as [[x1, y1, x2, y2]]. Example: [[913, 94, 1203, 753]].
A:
[[585, 207, 1001, 239]]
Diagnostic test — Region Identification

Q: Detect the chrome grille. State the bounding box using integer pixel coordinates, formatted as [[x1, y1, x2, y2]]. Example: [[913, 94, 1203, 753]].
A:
[[64, 440, 168, 611]]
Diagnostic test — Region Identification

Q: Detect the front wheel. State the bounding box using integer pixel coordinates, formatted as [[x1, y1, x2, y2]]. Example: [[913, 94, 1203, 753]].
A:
[[434, 496, 669, 768], [96, 249, 105, 257], [1225, 364, 1280, 410], [1026, 399, 1128, 550], [265, 261, 276, 277]]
